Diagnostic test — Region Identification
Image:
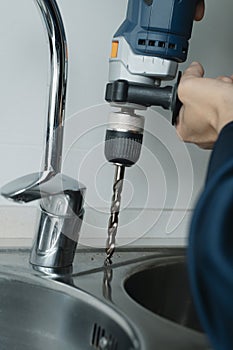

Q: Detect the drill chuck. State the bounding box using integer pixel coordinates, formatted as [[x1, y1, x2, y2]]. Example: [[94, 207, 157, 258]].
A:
[[105, 111, 145, 167]]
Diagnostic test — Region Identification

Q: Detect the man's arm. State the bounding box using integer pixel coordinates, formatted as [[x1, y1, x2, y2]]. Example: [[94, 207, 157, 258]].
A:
[[176, 20, 233, 349], [188, 123, 233, 349]]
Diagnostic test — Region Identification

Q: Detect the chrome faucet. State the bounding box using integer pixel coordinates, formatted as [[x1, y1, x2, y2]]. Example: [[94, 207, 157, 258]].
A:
[[1, 0, 86, 272]]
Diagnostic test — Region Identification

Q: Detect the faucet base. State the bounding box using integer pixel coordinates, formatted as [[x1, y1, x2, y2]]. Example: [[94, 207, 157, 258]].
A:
[[31, 264, 73, 277], [30, 194, 85, 270]]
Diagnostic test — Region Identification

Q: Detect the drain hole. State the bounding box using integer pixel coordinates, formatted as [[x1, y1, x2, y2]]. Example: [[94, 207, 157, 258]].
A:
[[91, 323, 118, 349], [96, 325, 101, 346], [92, 324, 97, 346]]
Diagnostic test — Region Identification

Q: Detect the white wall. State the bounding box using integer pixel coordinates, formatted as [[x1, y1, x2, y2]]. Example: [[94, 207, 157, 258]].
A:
[[0, 0, 233, 247]]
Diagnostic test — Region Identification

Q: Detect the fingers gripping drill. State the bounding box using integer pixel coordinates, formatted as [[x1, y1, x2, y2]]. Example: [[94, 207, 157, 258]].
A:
[[104, 0, 199, 263]]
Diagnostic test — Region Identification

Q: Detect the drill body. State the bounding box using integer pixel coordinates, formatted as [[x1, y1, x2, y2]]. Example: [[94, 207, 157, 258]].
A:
[[115, 0, 196, 61], [105, 0, 198, 262], [108, 0, 198, 86]]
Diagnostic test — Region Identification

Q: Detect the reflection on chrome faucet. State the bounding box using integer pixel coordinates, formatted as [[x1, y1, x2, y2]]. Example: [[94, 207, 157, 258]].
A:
[[1, 0, 86, 273]]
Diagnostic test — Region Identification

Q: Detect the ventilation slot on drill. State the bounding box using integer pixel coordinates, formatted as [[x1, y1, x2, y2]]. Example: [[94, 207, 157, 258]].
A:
[[91, 323, 118, 350], [138, 39, 176, 49], [158, 41, 166, 48], [148, 40, 155, 46], [138, 39, 146, 46], [168, 43, 177, 50]]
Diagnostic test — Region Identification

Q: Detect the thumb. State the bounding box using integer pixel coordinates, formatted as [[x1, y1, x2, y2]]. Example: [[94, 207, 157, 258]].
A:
[[182, 62, 205, 81]]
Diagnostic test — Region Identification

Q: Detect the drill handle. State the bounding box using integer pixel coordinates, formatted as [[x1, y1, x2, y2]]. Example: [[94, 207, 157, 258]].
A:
[[105, 72, 183, 124]]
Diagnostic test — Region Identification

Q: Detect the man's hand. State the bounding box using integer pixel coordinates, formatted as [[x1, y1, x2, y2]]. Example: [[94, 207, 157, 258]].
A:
[[176, 62, 233, 149], [195, 0, 205, 21]]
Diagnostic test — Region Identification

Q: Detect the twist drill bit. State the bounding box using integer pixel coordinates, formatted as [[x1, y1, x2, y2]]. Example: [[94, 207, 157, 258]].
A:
[[105, 164, 125, 263]]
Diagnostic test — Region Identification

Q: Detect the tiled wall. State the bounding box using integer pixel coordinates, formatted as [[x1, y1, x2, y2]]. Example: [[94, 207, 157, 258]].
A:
[[0, 0, 233, 247]]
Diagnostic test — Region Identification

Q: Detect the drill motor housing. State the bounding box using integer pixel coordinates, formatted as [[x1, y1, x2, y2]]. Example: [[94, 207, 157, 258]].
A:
[[115, 0, 198, 63]]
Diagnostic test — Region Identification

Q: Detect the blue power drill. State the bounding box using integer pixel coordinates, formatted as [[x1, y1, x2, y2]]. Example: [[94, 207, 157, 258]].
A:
[[105, 0, 198, 262]]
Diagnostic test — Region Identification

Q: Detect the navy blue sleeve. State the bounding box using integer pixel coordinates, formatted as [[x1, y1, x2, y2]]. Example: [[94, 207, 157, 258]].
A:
[[188, 121, 233, 350], [206, 121, 233, 183]]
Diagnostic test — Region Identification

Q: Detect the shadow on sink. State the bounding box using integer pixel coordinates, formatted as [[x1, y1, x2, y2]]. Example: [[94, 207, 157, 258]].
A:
[[124, 258, 203, 333], [0, 274, 139, 350]]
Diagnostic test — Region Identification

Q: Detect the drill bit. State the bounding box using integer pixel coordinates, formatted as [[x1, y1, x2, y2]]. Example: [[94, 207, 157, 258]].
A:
[[105, 164, 125, 263]]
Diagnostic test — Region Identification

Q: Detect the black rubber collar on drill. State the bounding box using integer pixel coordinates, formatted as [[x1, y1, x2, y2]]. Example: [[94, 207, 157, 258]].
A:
[[105, 130, 143, 167]]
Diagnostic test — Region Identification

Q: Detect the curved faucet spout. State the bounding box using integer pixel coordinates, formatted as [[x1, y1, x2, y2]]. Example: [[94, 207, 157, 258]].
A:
[[35, 0, 68, 173], [1, 0, 85, 271], [1, 0, 69, 202]]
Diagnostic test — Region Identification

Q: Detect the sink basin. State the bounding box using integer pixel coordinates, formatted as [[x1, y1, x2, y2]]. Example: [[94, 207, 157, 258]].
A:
[[124, 258, 203, 333], [0, 273, 139, 350]]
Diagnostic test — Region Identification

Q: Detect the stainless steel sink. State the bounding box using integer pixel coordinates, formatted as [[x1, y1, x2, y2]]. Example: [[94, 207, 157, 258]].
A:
[[0, 272, 139, 350], [0, 249, 211, 350], [124, 257, 203, 333]]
